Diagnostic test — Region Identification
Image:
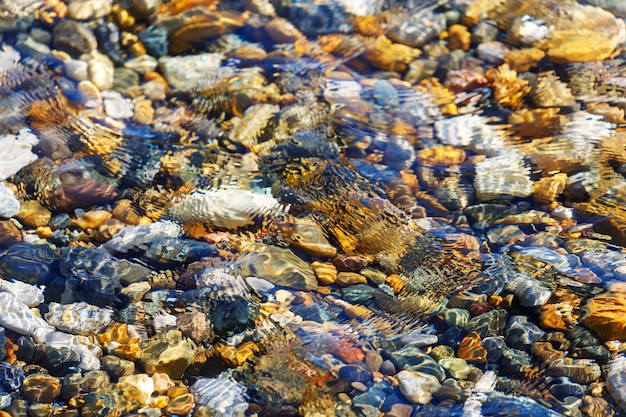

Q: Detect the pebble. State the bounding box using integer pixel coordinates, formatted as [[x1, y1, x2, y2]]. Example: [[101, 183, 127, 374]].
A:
[[66, 0, 112, 20], [236, 244, 317, 290], [0, 220, 21, 245], [387, 344, 446, 382], [0, 278, 44, 307], [0, 1, 624, 416], [20, 373, 61, 403], [140, 330, 197, 379], [102, 90, 134, 119], [158, 53, 223, 91], [124, 54, 158, 74], [137, 26, 168, 57], [336, 271, 368, 286], [439, 358, 471, 380], [0, 129, 39, 181], [52, 20, 97, 56], [87, 52, 115, 90], [118, 374, 154, 406], [606, 354, 626, 412], [63, 58, 89, 81], [0, 183, 20, 218], [505, 315, 546, 350], [584, 282, 626, 342], [0, 293, 54, 343], [190, 376, 249, 416], [396, 370, 442, 405]]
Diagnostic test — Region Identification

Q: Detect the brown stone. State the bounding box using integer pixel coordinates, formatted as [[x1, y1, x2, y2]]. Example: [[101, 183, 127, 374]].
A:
[[336, 272, 367, 287], [584, 282, 626, 342], [169, 11, 248, 54], [73, 209, 112, 230], [283, 219, 337, 258], [16, 200, 51, 227], [447, 24, 471, 51], [311, 261, 337, 285], [364, 36, 421, 73], [504, 47, 545, 73], [20, 373, 61, 403], [330, 344, 365, 364], [531, 342, 565, 362], [540, 30, 616, 64], [215, 341, 259, 367], [166, 393, 195, 415], [177, 309, 213, 344], [332, 255, 368, 271], [533, 174, 568, 204], [417, 146, 466, 166], [265, 17, 304, 43], [539, 303, 567, 331], [0, 220, 21, 245], [457, 332, 487, 363]]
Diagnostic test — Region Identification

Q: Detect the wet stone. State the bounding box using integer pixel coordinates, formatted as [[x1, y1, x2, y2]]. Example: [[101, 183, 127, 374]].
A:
[[112, 68, 140, 95], [457, 332, 487, 363], [140, 330, 197, 379], [430, 345, 455, 362], [438, 308, 471, 328], [20, 373, 61, 403], [352, 381, 390, 409], [0, 362, 25, 392], [59, 246, 124, 307], [505, 315, 546, 350], [101, 355, 135, 380], [209, 296, 258, 336], [290, 302, 332, 322], [500, 347, 531, 375], [0, 242, 58, 285], [439, 326, 464, 348], [138, 26, 168, 57], [141, 238, 218, 267], [439, 358, 471, 380], [396, 370, 441, 405], [548, 377, 584, 401], [465, 309, 508, 339], [547, 359, 602, 385], [482, 336, 507, 363], [34, 345, 81, 376], [387, 345, 446, 382], [52, 20, 97, 56], [236, 245, 317, 290], [0, 220, 21, 246]]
